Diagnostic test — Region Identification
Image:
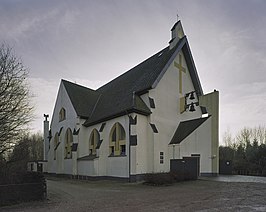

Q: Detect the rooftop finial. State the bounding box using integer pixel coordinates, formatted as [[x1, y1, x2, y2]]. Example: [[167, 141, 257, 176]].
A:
[[177, 13, 179, 22], [44, 114, 49, 121], [169, 13, 184, 49]]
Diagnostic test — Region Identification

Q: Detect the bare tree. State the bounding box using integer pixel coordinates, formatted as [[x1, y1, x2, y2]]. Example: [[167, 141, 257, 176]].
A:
[[222, 128, 234, 147], [252, 126, 266, 145], [0, 44, 33, 155], [236, 127, 252, 148]]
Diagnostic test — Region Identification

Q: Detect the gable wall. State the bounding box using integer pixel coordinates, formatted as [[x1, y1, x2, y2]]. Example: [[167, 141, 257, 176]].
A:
[[149, 50, 203, 173], [48, 83, 79, 174]]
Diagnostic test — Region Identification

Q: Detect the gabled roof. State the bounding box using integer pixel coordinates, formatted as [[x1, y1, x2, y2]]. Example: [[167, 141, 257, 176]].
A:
[[84, 39, 184, 126], [169, 116, 210, 144], [62, 80, 100, 119], [60, 32, 204, 127]]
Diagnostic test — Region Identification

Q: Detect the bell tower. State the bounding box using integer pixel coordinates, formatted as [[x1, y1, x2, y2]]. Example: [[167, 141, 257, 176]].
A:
[[169, 19, 185, 49]]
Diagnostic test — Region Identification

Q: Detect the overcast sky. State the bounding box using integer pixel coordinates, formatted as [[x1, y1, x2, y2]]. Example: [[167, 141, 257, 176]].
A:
[[1, 0, 266, 144]]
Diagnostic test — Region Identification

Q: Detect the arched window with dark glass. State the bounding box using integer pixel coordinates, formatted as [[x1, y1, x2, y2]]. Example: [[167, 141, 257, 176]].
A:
[[59, 108, 66, 122], [64, 128, 73, 159], [109, 123, 126, 156], [89, 129, 100, 155]]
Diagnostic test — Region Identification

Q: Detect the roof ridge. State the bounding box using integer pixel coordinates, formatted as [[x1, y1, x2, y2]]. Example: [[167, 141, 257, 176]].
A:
[[62, 79, 97, 92], [96, 46, 170, 92], [62, 79, 101, 118]]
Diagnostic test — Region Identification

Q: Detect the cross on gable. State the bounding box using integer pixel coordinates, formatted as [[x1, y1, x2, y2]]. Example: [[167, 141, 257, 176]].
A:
[[174, 54, 186, 94]]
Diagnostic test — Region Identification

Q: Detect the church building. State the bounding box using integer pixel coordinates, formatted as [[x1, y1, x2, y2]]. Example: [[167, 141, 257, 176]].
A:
[[44, 20, 219, 181]]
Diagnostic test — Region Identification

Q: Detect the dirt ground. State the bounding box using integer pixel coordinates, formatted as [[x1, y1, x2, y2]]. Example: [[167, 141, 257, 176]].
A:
[[2, 176, 266, 212]]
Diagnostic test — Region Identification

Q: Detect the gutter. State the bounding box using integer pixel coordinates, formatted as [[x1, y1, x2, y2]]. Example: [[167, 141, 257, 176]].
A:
[[125, 109, 131, 182]]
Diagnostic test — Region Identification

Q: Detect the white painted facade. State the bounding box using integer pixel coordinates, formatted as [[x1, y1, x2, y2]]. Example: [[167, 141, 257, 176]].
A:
[[45, 20, 219, 179], [27, 161, 47, 172]]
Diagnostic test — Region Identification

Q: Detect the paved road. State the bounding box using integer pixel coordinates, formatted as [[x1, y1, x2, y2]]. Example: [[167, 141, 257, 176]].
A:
[[200, 175, 266, 183], [2, 176, 266, 211]]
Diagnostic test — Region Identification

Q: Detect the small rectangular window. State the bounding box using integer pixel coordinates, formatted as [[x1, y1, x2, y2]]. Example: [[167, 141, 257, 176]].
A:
[[160, 152, 164, 164]]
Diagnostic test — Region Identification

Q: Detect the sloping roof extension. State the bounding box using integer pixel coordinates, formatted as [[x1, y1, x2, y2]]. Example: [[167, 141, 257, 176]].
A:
[[169, 116, 210, 144], [61, 34, 203, 127]]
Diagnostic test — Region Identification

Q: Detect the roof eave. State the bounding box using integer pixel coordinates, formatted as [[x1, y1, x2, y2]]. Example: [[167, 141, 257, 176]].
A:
[[151, 36, 204, 96], [151, 37, 187, 89], [83, 108, 151, 127], [169, 116, 210, 145]]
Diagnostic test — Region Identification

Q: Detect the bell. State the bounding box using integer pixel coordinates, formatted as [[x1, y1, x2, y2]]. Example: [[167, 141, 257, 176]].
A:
[[189, 103, 196, 112], [189, 92, 195, 100]]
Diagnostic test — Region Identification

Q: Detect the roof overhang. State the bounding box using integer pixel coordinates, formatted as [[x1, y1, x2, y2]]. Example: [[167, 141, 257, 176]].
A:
[[169, 116, 210, 145]]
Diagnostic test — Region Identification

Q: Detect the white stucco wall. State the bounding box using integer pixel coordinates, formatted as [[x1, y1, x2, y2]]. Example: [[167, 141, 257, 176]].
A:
[[145, 50, 203, 173], [48, 82, 131, 178], [133, 114, 153, 175], [78, 159, 99, 176], [77, 115, 130, 178], [47, 82, 80, 174], [27, 161, 47, 172], [178, 117, 213, 174]]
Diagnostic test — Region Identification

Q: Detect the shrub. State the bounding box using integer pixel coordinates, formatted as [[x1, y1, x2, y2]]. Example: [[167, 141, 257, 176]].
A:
[[144, 172, 175, 186], [0, 172, 47, 206]]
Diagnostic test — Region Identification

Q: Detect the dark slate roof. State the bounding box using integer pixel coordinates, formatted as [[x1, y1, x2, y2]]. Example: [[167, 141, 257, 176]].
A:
[[83, 41, 182, 126], [61, 33, 203, 126], [169, 116, 210, 144], [62, 80, 100, 119]]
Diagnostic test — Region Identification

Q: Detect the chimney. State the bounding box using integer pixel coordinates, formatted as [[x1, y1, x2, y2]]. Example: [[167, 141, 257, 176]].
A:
[[43, 114, 49, 161], [169, 20, 185, 49]]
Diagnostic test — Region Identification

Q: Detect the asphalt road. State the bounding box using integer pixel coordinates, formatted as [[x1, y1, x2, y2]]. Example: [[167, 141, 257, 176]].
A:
[[2, 176, 266, 211]]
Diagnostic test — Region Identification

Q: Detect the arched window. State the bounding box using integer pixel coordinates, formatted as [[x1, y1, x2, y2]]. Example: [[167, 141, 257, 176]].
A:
[[54, 133, 59, 160], [59, 108, 66, 122], [109, 123, 126, 156], [65, 128, 73, 159], [89, 129, 100, 155]]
